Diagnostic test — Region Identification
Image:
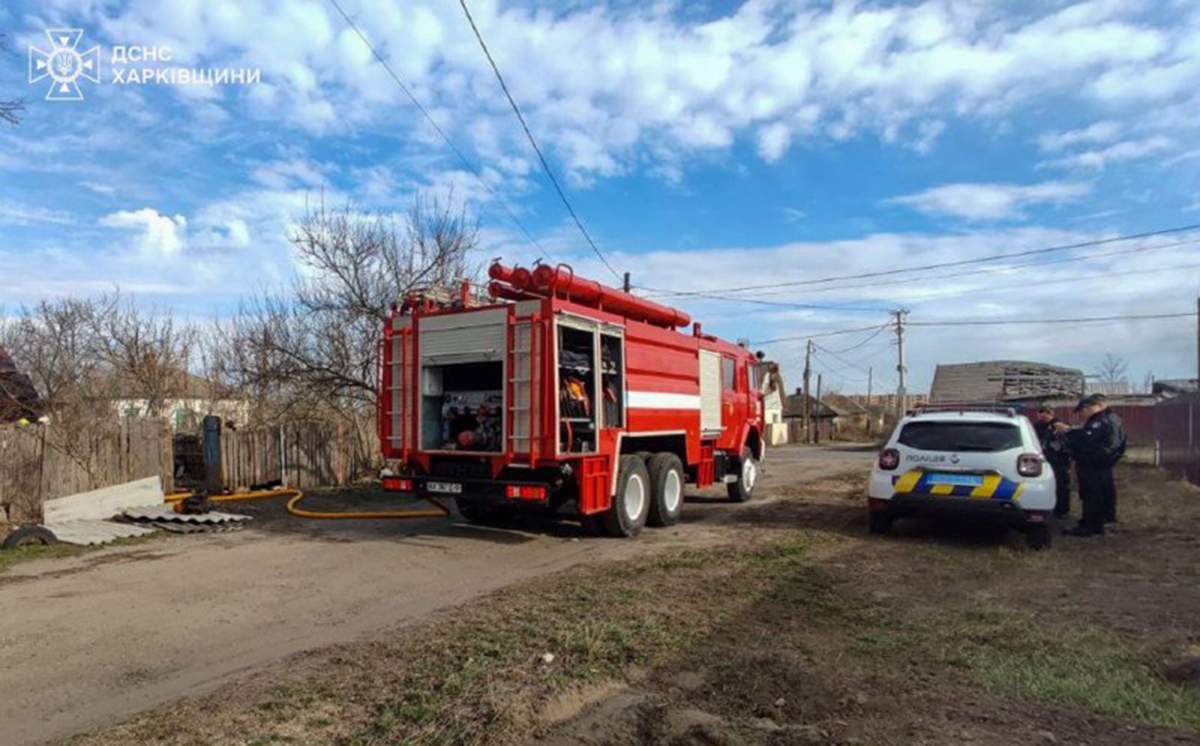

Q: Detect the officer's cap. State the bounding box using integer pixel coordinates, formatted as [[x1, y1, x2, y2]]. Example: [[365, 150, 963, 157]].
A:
[[1074, 393, 1106, 411]]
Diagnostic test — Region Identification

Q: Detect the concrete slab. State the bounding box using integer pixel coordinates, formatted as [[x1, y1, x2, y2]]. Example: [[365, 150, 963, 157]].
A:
[[43, 477, 163, 523]]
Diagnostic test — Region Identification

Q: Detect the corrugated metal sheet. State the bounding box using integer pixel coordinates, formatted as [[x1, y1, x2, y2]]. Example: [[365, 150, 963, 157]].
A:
[[121, 506, 252, 524], [45, 519, 157, 546]]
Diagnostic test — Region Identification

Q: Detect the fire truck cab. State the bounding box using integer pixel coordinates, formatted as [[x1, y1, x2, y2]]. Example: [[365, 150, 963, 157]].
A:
[[379, 262, 764, 537]]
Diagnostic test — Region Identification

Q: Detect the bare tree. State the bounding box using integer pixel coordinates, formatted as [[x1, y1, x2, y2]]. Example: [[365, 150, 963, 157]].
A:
[[0, 34, 25, 126], [1095, 353, 1129, 386], [90, 295, 198, 418], [217, 193, 479, 459], [0, 298, 105, 410]]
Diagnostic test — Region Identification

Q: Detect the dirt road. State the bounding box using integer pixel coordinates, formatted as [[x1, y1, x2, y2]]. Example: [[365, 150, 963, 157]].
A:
[[0, 444, 871, 746]]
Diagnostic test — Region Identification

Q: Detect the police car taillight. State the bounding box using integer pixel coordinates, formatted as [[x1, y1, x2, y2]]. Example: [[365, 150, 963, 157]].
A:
[[878, 448, 900, 471], [1017, 454, 1043, 478]]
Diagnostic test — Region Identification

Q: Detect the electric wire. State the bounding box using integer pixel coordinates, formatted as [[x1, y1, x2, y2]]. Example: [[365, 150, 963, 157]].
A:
[[818, 323, 891, 355], [909, 311, 1198, 327], [676, 237, 1200, 301], [751, 324, 895, 346], [325, 0, 546, 255], [458, 0, 623, 282], [638, 224, 1200, 297]]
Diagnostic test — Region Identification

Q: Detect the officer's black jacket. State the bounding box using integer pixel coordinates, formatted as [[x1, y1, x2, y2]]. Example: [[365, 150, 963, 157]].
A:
[[1033, 418, 1070, 466], [1067, 410, 1127, 468]]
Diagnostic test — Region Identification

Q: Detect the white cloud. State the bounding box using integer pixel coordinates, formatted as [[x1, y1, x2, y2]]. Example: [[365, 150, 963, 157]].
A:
[[37, 0, 1199, 181], [780, 207, 806, 223], [0, 200, 71, 225], [100, 208, 188, 257], [1046, 136, 1175, 170], [885, 181, 1092, 220], [1037, 121, 1122, 152]]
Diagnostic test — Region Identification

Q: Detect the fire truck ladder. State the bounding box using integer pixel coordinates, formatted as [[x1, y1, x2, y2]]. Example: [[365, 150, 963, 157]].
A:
[[508, 313, 541, 465]]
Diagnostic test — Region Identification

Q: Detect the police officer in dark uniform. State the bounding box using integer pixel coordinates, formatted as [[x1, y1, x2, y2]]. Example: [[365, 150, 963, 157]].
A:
[[1032, 403, 1072, 518], [1064, 394, 1127, 536]]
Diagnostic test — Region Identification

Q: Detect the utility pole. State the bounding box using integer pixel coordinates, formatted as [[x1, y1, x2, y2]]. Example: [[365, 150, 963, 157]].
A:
[[814, 373, 822, 445], [802, 340, 813, 444], [1195, 297, 1199, 383], [866, 366, 873, 438], [892, 309, 909, 420], [623, 272, 631, 293]]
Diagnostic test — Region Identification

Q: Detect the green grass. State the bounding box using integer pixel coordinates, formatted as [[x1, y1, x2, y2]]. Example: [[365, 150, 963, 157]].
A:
[[0, 532, 165, 576], [934, 605, 1200, 728]]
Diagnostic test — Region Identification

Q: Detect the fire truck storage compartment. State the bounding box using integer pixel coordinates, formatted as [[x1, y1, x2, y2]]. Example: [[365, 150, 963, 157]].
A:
[[558, 325, 596, 453], [420, 361, 503, 452], [416, 307, 508, 454]]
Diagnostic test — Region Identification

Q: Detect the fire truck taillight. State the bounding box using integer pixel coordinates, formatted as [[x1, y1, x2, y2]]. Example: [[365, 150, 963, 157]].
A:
[[878, 448, 900, 471], [383, 478, 413, 492], [506, 485, 547, 500], [1017, 454, 1043, 478]]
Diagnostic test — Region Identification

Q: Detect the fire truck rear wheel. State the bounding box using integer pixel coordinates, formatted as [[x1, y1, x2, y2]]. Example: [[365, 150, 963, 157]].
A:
[[646, 452, 685, 527], [602, 455, 651, 538], [727, 446, 758, 503]]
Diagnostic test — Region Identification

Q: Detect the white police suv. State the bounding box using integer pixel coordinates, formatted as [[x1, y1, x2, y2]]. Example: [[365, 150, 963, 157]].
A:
[[867, 406, 1057, 549]]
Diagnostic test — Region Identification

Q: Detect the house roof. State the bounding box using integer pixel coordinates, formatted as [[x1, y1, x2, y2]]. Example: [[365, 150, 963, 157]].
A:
[[783, 391, 847, 418], [1153, 379, 1199, 395]]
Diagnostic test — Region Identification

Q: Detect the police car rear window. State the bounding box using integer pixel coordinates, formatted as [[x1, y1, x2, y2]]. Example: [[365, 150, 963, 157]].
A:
[[898, 422, 1022, 452]]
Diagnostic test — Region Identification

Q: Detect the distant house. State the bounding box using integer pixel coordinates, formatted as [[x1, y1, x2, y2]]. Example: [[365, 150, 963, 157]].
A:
[[930, 360, 1084, 403], [1153, 379, 1199, 398], [0, 347, 41, 424], [111, 369, 248, 429]]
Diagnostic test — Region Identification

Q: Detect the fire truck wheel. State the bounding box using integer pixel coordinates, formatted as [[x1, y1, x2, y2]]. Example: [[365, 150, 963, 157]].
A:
[[727, 446, 758, 503], [602, 455, 651, 538], [646, 453, 685, 527]]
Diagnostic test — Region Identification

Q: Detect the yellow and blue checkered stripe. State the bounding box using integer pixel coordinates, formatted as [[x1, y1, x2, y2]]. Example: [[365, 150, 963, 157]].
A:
[[892, 471, 1024, 500]]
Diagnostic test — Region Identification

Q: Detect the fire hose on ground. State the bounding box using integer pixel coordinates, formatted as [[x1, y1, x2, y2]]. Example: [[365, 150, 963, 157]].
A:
[[164, 488, 452, 520]]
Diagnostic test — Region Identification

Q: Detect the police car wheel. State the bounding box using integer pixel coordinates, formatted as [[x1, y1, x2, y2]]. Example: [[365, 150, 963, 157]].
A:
[[867, 509, 893, 535], [1024, 522, 1052, 550]]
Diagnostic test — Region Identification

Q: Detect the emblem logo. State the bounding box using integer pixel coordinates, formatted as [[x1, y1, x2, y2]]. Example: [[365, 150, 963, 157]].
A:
[[29, 29, 101, 101]]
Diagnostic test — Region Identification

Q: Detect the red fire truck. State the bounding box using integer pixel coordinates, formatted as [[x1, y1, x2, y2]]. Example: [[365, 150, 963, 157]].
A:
[[379, 261, 764, 537]]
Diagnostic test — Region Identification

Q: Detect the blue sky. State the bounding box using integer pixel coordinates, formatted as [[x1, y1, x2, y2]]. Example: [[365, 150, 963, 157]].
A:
[[2, 0, 1199, 392]]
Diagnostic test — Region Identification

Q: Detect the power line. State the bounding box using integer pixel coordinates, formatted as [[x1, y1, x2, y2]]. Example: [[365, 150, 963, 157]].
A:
[[885, 259, 1200, 305], [683, 237, 1200, 301], [663, 292, 892, 313], [813, 323, 890, 355], [910, 311, 1198, 328], [457, 0, 623, 282], [751, 324, 892, 346], [639, 224, 1200, 297], [813, 343, 895, 386], [324, 0, 546, 254]]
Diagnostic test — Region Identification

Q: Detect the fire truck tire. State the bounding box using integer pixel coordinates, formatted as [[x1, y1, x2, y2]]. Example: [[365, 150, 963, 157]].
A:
[[646, 453, 685, 527], [634, 451, 653, 464], [601, 455, 651, 538], [727, 446, 758, 503]]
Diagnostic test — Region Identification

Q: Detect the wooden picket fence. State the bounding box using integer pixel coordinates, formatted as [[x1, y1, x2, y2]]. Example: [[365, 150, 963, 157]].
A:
[[1, 418, 375, 525], [0, 419, 171, 524], [219, 423, 358, 490]]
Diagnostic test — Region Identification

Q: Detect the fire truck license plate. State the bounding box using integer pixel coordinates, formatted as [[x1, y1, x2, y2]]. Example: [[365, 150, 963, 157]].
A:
[[427, 481, 462, 494]]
